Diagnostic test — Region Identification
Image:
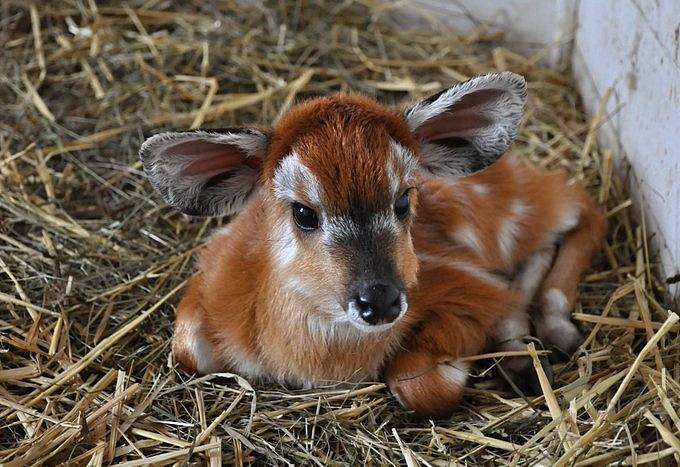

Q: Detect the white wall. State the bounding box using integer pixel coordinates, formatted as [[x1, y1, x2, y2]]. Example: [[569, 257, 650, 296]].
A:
[[572, 0, 680, 301], [397, 0, 577, 67]]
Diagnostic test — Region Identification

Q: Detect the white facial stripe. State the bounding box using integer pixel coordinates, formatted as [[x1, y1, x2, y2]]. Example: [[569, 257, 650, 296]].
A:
[[322, 210, 401, 247], [387, 157, 400, 198], [270, 218, 298, 268], [390, 140, 419, 192], [210, 224, 233, 239], [272, 152, 322, 205]]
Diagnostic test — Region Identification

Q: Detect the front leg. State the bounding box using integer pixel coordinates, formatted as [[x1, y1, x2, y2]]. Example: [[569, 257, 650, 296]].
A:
[[174, 275, 267, 381], [492, 246, 556, 395], [385, 345, 470, 419], [385, 265, 521, 418], [173, 276, 223, 374]]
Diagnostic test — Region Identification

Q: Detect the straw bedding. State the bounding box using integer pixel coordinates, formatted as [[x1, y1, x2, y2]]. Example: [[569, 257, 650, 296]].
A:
[[1, 1, 678, 465]]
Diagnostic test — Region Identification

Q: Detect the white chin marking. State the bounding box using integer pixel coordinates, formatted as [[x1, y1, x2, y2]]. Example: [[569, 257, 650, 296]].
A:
[[438, 360, 469, 388], [345, 297, 407, 333], [542, 287, 569, 315]]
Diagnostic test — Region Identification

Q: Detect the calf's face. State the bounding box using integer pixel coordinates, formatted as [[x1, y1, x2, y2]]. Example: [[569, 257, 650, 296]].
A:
[[266, 112, 420, 331], [140, 72, 527, 332]]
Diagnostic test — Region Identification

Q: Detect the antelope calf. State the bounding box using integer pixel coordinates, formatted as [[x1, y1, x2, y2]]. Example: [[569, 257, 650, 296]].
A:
[[140, 72, 604, 418]]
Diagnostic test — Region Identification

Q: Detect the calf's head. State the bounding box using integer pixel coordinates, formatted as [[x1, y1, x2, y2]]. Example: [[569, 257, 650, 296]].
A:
[[140, 72, 526, 332]]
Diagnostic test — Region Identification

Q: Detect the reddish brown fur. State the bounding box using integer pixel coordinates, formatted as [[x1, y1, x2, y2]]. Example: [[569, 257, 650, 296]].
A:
[[386, 155, 605, 417], [171, 93, 605, 418], [264, 94, 420, 212]]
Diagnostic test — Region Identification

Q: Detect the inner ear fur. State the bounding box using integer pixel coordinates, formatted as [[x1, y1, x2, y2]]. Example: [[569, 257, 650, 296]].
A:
[[405, 71, 527, 177], [139, 128, 268, 217]]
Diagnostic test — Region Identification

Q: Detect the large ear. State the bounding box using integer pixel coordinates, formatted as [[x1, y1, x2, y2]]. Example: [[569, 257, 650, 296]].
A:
[[405, 71, 527, 177], [139, 128, 268, 217]]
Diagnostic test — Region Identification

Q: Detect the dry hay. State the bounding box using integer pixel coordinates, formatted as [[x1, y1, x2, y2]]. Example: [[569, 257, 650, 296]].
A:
[[1, 1, 679, 465]]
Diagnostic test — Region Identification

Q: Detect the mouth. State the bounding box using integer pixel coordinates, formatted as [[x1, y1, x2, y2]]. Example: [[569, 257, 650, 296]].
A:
[[346, 294, 408, 333]]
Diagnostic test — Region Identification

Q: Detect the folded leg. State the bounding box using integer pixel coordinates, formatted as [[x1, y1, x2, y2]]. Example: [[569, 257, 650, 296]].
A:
[[385, 263, 520, 418]]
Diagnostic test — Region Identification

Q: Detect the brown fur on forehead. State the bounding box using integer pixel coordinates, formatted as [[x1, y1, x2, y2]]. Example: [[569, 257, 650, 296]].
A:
[[264, 93, 419, 210]]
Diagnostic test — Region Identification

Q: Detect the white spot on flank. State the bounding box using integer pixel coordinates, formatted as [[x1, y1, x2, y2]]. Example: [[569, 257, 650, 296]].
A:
[[416, 253, 508, 288], [451, 225, 484, 255], [512, 247, 556, 301], [556, 204, 581, 233], [471, 184, 490, 195], [438, 360, 469, 388], [510, 199, 529, 216], [542, 288, 569, 316], [498, 200, 529, 264]]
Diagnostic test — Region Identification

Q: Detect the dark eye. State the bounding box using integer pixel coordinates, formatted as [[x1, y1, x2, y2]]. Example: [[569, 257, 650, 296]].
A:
[[292, 202, 319, 231], [394, 191, 410, 219]]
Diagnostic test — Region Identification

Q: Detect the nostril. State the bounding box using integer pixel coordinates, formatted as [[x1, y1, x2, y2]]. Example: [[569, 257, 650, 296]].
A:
[[389, 294, 401, 307], [356, 294, 371, 309], [354, 283, 404, 325]]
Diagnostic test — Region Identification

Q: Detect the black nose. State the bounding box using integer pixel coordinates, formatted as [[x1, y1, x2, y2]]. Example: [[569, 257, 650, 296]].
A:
[[355, 283, 402, 325]]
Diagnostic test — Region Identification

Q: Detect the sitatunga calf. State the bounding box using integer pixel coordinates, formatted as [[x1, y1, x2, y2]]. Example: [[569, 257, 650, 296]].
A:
[[140, 72, 605, 418]]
